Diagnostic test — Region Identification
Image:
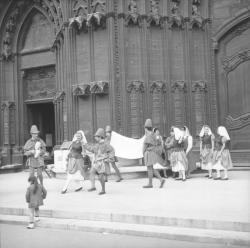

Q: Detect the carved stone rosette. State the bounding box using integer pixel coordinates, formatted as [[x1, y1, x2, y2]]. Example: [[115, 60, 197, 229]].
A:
[[191, 80, 207, 92]]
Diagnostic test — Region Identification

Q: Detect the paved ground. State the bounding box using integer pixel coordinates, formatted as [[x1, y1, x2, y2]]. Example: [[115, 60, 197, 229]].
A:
[[0, 224, 245, 248], [0, 171, 250, 223]]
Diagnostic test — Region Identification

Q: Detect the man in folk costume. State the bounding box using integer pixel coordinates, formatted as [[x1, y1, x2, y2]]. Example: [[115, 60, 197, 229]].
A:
[[199, 125, 215, 178], [84, 128, 115, 195], [23, 125, 46, 185], [143, 119, 165, 188], [213, 126, 233, 180], [61, 130, 90, 194], [105, 125, 123, 182]]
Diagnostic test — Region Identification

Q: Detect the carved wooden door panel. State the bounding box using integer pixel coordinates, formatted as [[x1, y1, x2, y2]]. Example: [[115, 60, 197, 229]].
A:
[[216, 20, 250, 151]]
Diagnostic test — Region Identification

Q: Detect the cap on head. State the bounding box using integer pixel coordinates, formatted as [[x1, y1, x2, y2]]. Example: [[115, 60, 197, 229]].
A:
[[30, 125, 39, 134], [94, 128, 105, 138], [105, 125, 112, 133], [144, 119, 153, 128]]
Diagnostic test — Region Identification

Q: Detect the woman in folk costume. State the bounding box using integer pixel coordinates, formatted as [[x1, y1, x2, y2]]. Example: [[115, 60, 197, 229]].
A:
[[61, 130, 90, 194], [213, 126, 233, 180], [84, 128, 115, 195], [199, 125, 215, 178], [165, 127, 176, 178], [23, 125, 46, 186], [143, 119, 165, 188], [182, 126, 194, 178], [169, 127, 188, 181], [105, 125, 123, 182]]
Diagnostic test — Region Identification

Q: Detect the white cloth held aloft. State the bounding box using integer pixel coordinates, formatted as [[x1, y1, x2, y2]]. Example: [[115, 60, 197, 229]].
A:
[[110, 131, 145, 159]]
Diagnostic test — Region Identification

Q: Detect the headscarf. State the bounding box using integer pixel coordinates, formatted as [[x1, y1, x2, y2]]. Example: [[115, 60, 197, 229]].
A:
[[173, 127, 184, 142], [183, 126, 191, 138], [217, 126, 230, 140], [72, 130, 87, 144], [199, 125, 212, 137]]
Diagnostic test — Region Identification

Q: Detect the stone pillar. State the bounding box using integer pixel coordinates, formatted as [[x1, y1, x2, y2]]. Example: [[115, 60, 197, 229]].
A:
[[53, 91, 65, 146], [171, 80, 187, 128], [1, 101, 15, 164], [192, 80, 207, 136]]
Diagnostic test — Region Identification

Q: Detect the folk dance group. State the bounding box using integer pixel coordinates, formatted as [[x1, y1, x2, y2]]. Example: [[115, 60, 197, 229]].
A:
[[22, 120, 232, 228]]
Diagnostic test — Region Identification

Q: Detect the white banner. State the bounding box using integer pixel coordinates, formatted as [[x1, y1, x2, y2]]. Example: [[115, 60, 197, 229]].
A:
[[110, 131, 145, 159]]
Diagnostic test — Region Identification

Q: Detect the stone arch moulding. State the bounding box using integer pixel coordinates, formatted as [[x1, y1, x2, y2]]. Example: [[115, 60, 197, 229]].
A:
[[2, 1, 64, 60], [212, 8, 250, 50]]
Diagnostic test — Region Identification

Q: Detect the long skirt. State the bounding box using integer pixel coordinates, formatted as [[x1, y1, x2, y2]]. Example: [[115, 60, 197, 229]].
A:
[[213, 149, 233, 170], [187, 151, 196, 173], [170, 150, 188, 172], [201, 147, 213, 170]]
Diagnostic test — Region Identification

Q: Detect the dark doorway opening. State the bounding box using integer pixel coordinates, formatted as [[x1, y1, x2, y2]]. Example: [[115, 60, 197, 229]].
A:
[[26, 102, 55, 149]]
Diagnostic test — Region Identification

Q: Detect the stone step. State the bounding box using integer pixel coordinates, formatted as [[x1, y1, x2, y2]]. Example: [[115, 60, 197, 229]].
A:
[[0, 214, 249, 246], [0, 207, 249, 233]]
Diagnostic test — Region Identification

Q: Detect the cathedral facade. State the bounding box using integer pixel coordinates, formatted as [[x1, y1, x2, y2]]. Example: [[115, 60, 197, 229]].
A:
[[0, 0, 249, 165]]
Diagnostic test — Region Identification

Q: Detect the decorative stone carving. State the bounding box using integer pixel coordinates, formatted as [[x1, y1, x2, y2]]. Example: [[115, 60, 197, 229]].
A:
[[226, 113, 250, 130], [90, 81, 109, 94], [147, 0, 163, 28], [69, 0, 106, 31], [53, 91, 65, 103], [221, 49, 250, 74], [72, 84, 91, 96], [168, 0, 184, 29], [191, 80, 207, 92], [126, 80, 145, 93], [189, 0, 209, 30], [171, 80, 186, 92], [149, 81, 166, 93], [87, 0, 106, 28], [125, 0, 143, 27]]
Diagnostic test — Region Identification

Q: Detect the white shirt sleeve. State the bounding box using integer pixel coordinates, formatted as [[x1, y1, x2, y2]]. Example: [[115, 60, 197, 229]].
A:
[[186, 136, 193, 154]]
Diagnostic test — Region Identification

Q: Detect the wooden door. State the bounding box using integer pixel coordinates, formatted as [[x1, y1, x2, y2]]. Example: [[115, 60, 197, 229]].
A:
[[216, 19, 250, 160]]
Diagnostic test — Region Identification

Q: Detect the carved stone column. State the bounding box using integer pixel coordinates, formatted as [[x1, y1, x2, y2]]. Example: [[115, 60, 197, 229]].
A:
[[149, 81, 167, 131], [1, 101, 15, 164], [126, 80, 145, 138], [171, 80, 186, 127], [192, 80, 207, 135], [53, 91, 65, 146]]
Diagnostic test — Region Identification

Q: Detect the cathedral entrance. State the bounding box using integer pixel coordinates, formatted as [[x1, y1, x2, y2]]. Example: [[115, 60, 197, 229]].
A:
[[26, 102, 55, 149]]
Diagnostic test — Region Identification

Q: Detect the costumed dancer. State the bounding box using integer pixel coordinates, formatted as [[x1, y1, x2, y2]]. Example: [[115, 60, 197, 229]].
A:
[[213, 126, 233, 180], [143, 119, 165, 188], [182, 126, 194, 178], [26, 176, 47, 229], [23, 125, 46, 185], [61, 130, 90, 194], [165, 127, 176, 178], [153, 128, 167, 178], [105, 125, 123, 182], [169, 127, 188, 181], [199, 125, 214, 178], [84, 128, 115, 195]]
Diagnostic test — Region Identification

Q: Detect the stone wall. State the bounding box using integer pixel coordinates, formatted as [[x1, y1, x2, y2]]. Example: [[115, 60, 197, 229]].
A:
[[212, 0, 250, 33]]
